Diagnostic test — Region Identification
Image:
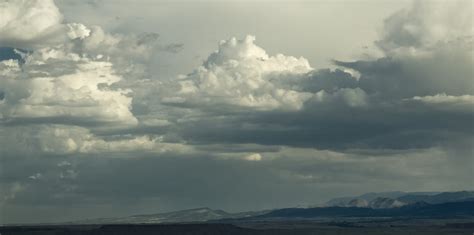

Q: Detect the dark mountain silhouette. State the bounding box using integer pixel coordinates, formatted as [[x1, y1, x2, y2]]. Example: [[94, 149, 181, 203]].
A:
[[397, 191, 474, 204], [255, 201, 474, 219], [324, 191, 473, 208], [324, 191, 411, 206]]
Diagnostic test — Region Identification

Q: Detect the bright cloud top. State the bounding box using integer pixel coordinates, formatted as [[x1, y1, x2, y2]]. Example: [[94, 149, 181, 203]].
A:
[[0, 52, 137, 127], [172, 35, 313, 111], [0, 0, 65, 49]]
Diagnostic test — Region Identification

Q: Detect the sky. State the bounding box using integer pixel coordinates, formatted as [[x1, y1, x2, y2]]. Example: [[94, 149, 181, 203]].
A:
[[0, 0, 473, 224]]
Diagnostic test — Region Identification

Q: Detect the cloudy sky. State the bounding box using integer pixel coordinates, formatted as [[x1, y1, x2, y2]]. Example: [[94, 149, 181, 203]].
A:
[[0, 0, 473, 224]]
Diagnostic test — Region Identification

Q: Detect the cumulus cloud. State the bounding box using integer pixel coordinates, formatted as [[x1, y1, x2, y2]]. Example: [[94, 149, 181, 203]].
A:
[[0, 0, 178, 129], [309, 88, 369, 108], [28, 173, 42, 180], [0, 0, 65, 49], [376, 0, 473, 55], [407, 93, 474, 112], [0, 0, 160, 131], [0, 0, 164, 56], [66, 23, 91, 40], [1, 0, 468, 153], [411, 93, 474, 105], [170, 0, 473, 152], [0, 124, 195, 156], [0, 0, 193, 163], [334, 0, 473, 99], [0, 53, 137, 127], [71, 26, 161, 61], [168, 35, 313, 111], [244, 153, 262, 161]]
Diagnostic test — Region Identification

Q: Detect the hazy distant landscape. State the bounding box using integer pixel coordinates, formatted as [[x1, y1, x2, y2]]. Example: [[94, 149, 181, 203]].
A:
[[68, 190, 474, 224], [2, 191, 473, 234]]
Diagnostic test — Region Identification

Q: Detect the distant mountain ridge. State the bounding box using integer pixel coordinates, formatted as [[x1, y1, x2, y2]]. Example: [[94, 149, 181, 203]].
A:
[[324, 191, 473, 209], [74, 191, 474, 224], [75, 207, 267, 225], [369, 197, 406, 209], [397, 191, 474, 204], [256, 201, 474, 219]]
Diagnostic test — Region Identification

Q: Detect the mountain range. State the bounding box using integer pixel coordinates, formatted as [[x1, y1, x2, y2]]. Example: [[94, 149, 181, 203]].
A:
[[74, 191, 474, 224], [253, 200, 474, 219], [323, 190, 474, 209], [76, 208, 268, 224]]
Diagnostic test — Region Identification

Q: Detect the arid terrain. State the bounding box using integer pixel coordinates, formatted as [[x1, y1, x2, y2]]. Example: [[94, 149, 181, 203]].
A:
[[1, 218, 474, 235]]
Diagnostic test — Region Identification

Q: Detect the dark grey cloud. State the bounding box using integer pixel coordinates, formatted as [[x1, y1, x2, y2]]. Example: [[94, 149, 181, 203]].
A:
[[296, 69, 359, 93], [3, 143, 473, 223], [335, 50, 473, 98], [172, 100, 473, 150], [164, 43, 184, 53]]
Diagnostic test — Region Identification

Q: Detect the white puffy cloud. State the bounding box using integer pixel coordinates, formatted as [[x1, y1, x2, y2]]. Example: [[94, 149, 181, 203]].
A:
[[0, 124, 195, 156], [244, 153, 262, 161], [0, 51, 137, 127], [0, 0, 173, 159], [336, 0, 473, 101], [376, 0, 473, 56], [28, 173, 42, 180], [0, 0, 162, 56], [170, 0, 473, 152], [0, 0, 173, 130], [0, 0, 65, 49], [310, 88, 369, 108], [66, 23, 91, 40], [408, 93, 474, 112], [411, 93, 474, 105], [77, 26, 160, 60], [170, 35, 313, 111]]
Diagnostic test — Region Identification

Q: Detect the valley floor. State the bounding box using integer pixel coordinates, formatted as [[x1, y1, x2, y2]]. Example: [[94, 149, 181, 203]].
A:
[[1, 218, 473, 235]]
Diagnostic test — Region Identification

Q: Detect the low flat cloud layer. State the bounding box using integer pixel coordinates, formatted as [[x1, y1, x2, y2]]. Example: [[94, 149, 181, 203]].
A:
[[0, 0, 472, 224]]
